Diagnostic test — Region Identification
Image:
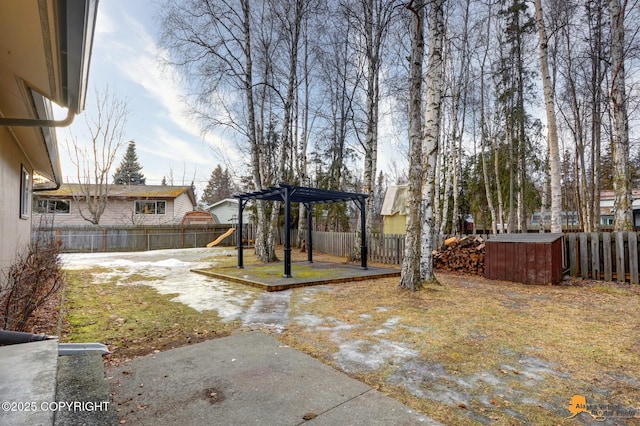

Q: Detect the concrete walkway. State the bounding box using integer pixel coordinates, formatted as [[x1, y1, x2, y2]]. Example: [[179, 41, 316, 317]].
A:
[[108, 331, 438, 425], [0, 340, 116, 426], [0, 340, 58, 426]]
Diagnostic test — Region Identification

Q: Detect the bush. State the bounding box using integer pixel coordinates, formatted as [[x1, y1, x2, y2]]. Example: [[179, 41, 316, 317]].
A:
[[0, 233, 64, 332]]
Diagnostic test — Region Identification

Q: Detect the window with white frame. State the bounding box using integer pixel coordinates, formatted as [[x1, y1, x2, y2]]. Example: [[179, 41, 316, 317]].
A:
[[135, 200, 166, 215], [35, 199, 71, 214], [20, 166, 30, 219]]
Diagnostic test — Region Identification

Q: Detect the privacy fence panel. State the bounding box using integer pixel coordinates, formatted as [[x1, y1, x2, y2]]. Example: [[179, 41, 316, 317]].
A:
[[368, 234, 405, 265], [310, 231, 355, 258], [35, 224, 640, 284], [563, 231, 640, 284], [307, 230, 640, 285], [35, 224, 250, 253]]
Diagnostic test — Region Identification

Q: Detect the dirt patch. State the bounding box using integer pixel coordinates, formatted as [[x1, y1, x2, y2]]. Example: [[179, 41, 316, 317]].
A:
[[203, 387, 225, 404]]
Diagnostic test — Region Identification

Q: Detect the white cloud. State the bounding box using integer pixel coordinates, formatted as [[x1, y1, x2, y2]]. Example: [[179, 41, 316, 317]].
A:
[[142, 127, 209, 166], [94, 6, 115, 35], [102, 7, 239, 165]]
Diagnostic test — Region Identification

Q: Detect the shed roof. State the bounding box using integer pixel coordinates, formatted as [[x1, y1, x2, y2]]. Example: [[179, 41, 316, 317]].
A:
[[380, 185, 408, 216], [207, 198, 239, 209], [488, 233, 564, 243]]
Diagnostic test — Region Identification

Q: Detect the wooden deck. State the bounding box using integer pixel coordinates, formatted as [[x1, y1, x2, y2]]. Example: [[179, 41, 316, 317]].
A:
[[191, 261, 400, 291]]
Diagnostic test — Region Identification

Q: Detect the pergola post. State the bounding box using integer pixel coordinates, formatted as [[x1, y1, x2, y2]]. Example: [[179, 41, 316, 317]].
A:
[[283, 187, 292, 278], [359, 198, 367, 269], [237, 199, 244, 269], [306, 202, 313, 263]]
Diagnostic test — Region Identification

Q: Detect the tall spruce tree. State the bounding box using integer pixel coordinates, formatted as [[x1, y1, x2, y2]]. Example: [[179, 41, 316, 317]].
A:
[[113, 140, 146, 185], [201, 165, 235, 205]]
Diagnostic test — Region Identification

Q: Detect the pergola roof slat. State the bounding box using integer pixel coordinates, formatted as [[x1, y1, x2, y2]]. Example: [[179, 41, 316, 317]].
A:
[[234, 184, 367, 204]]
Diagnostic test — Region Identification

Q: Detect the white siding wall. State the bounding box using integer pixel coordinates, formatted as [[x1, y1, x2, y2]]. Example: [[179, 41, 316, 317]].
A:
[[210, 201, 249, 225], [35, 195, 194, 226], [0, 127, 33, 269], [173, 193, 194, 222]]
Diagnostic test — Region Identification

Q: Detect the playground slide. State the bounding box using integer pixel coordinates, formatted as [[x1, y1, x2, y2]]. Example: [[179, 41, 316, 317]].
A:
[[207, 228, 236, 247]]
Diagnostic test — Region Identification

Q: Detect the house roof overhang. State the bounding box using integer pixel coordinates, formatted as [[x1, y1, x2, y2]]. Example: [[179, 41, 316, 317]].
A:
[[36, 184, 197, 208], [0, 0, 98, 189]]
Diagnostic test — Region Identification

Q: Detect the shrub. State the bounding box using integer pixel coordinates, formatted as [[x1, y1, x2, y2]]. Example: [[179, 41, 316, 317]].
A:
[[0, 233, 64, 332]]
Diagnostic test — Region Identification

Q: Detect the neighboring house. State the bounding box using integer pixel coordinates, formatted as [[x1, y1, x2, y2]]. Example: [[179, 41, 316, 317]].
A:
[[530, 211, 580, 228], [529, 190, 640, 229], [206, 198, 250, 226], [34, 184, 197, 226], [380, 186, 408, 235], [0, 2, 97, 269], [598, 189, 640, 227]]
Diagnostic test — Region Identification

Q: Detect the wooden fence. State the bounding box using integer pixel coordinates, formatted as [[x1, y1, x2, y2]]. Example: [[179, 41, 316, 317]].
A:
[[311, 230, 640, 284], [564, 231, 639, 284], [34, 224, 253, 253], [310, 231, 405, 264], [35, 224, 640, 284]]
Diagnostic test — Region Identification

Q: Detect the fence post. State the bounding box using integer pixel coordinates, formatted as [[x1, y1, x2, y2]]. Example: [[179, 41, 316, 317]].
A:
[[590, 232, 600, 280], [568, 233, 577, 276], [603, 232, 612, 281], [615, 232, 625, 282], [579, 233, 589, 279], [629, 232, 638, 285]]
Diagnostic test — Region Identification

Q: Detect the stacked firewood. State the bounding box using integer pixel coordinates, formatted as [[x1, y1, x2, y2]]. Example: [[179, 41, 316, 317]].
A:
[[432, 235, 486, 275]]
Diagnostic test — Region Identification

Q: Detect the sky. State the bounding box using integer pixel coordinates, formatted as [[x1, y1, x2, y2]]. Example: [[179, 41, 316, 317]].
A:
[[54, 0, 236, 193], [53, 0, 407, 198]]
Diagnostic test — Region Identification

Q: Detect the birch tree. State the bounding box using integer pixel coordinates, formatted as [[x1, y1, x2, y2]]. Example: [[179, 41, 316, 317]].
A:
[[534, 0, 562, 233], [608, 0, 632, 231], [296, 6, 314, 246], [313, 4, 362, 231], [159, 0, 291, 261], [399, 0, 424, 291], [478, 0, 499, 235], [354, 0, 397, 235], [441, 0, 472, 236], [420, 0, 445, 282]]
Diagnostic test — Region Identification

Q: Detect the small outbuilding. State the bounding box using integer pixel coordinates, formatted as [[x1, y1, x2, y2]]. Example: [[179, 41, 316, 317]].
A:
[[380, 185, 408, 235], [181, 211, 216, 225], [205, 198, 250, 225], [484, 233, 565, 285]]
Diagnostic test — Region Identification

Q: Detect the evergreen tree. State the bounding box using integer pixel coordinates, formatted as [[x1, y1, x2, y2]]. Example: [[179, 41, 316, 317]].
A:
[[113, 140, 146, 185], [201, 165, 235, 205]]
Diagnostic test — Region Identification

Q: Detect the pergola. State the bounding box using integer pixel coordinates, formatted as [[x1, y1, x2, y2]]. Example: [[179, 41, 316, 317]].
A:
[[233, 184, 368, 277]]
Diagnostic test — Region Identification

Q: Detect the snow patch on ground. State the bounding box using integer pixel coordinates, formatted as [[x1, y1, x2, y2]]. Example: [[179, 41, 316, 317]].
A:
[[62, 248, 254, 320]]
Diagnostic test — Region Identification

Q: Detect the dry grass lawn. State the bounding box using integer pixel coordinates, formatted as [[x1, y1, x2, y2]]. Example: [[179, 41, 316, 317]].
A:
[[279, 256, 640, 425], [59, 248, 640, 424]]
